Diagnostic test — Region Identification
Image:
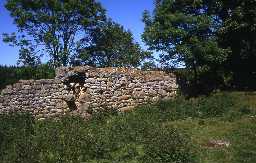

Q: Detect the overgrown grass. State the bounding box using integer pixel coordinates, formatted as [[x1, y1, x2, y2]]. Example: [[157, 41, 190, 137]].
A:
[[0, 91, 256, 163]]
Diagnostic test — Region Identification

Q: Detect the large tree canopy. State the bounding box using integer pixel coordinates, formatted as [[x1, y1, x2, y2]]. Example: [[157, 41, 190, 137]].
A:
[[216, 0, 256, 87], [77, 20, 151, 67], [142, 0, 229, 83], [3, 0, 106, 67]]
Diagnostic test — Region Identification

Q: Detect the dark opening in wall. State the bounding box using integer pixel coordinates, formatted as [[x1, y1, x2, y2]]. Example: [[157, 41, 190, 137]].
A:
[[63, 95, 78, 111], [66, 101, 78, 111]]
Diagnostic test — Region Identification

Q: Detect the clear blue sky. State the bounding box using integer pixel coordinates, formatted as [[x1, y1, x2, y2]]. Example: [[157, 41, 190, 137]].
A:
[[0, 0, 154, 66]]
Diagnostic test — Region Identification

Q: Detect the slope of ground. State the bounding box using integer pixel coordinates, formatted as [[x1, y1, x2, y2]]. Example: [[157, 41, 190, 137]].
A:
[[0, 91, 255, 163]]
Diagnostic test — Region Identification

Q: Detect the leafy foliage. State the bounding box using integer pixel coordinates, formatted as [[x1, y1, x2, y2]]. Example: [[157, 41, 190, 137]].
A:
[[1, 92, 256, 163], [142, 0, 229, 78], [3, 33, 41, 67], [4, 0, 106, 67], [141, 58, 158, 70], [216, 0, 256, 88], [0, 113, 35, 163], [0, 64, 55, 90], [0, 113, 196, 163], [175, 68, 230, 96], [77, 20, 152, 67], [143, 0, 256, 91]]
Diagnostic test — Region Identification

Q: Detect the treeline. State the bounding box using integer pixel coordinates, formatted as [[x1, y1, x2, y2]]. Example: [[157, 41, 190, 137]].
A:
[[143, 0, 256, 94], [3, 0, 151, 68], [0, 64, 55, 90], [2, 0, 256, 95]]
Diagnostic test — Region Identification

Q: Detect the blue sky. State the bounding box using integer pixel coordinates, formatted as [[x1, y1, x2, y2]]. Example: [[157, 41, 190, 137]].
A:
[[0, 0, 154, 65]]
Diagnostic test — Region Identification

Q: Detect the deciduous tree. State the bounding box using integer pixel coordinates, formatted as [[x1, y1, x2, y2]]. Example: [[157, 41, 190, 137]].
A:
[[78, 20, 151, 67], [142, 0, 229, 85], [3, 0, 106, 67], [216, 0, 256, 87]]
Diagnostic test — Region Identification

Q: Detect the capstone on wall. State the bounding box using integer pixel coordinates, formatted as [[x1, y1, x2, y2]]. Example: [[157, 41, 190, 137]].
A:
[[0, 66, 178, 119]]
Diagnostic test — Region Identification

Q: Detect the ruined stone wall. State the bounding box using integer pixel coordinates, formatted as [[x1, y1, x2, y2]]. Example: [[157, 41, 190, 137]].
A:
[[0, 66, 178, 119], [0, 79, 73, 119]]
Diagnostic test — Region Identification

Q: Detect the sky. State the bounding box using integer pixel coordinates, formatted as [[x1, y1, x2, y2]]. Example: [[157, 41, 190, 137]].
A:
[[0, 0, 154, 66]]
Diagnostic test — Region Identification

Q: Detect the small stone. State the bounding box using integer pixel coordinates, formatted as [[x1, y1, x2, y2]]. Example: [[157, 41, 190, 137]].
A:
[[85, 78, 96, 84], [63, 95, 75, 102], [205, 140, 231, 148], [119, 106, 135, 112], [119, 95, 131, 101], [128, 83, 135, 88], [158, 89, 167, 96]]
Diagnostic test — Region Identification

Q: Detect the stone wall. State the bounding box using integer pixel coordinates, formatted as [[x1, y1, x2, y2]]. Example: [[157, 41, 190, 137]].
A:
[[0, 79, 72, 119], [0, 66, 178, 119]]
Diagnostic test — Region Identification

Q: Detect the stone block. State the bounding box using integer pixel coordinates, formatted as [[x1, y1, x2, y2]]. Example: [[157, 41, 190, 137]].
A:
[[0, 66, 177, 119]]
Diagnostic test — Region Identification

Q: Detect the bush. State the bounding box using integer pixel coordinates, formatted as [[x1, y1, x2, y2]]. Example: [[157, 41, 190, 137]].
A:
[[174, 68, 228, 96], [0, 111, 197, 163], [136, 92, 253, 122], [142, 126, 197, 163], [0, 113, 36, 163], [32, 116, 90, 163], [0, 92, 254, 163], [191, 92, 236, 118]]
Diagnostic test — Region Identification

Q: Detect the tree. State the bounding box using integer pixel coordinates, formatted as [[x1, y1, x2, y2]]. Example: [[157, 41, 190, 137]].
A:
[[77, 20, 151, 67], [141, 59, 157, 70], [216, 0, 256, 88], [3, 0, 106, 67], [3, 33, 41, 67], [142, 0, 229, 85], [17, 48, 41, 67], [154, 0, 162, 7]]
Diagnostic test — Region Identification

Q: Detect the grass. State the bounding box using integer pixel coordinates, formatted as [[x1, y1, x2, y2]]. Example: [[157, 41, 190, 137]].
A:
[[0, 91, 256, 163]]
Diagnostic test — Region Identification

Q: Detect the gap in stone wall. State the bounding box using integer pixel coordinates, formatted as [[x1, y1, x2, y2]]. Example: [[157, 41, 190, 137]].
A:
[[0, 66, 178, 119]]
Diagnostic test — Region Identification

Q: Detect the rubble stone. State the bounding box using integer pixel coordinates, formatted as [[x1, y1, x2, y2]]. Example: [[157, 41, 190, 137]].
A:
[[0, 66, 178, 119]]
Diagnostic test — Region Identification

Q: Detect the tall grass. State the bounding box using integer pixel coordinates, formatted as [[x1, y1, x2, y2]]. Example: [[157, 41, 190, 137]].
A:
[[0, 92, 255, 163]]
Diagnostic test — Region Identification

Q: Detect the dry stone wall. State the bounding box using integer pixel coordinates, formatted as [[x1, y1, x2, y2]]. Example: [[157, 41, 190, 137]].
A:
[[0, 66, 178, 119], [0, 79, 72, 119]]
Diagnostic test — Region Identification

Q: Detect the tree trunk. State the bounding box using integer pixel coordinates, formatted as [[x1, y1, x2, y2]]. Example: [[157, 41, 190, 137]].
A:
[[192, 62, 198, 95]]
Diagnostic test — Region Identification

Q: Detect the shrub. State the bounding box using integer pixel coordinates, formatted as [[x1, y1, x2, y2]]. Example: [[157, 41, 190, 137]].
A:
[[174, 68, 227, 96], [136, 92, 253, 122], [31, 116, 90, 163], [0, 92, 254, 163], [0, 113, 36, 163], [142, 126, 197, 163], [192, 92, 236, 118]]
